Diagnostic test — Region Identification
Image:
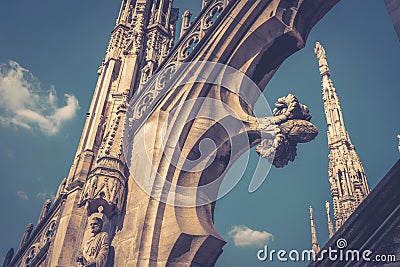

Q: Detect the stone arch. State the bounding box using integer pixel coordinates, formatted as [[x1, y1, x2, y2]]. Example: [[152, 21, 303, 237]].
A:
[[112, 0, 338, 265]]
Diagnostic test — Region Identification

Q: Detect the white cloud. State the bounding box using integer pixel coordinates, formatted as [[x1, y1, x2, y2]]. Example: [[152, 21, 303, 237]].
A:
[[17, 190, 29, 201], [37, 190, 55, 200], [228, 225, 273, 247], [0, 61, 79, 135]]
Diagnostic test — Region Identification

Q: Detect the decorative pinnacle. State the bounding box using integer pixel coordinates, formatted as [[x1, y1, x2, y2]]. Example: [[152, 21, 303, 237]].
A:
[[314, 42, 330, 76], [309, 206, 315, 223], [397, 135, 400, 153], [326, 201, 335, 238], [310, 206, 320, 256]]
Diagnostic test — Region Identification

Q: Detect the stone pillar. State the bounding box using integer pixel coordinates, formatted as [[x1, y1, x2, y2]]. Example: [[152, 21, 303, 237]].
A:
[[180, 10, 192, 38]]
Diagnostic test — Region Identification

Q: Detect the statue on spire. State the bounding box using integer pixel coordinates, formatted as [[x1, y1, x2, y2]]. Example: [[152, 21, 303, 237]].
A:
[[397, 135, 400, 153], [314, 41, 370, 231], [314, 42, 331, 76], [315, 42, 328, 67]]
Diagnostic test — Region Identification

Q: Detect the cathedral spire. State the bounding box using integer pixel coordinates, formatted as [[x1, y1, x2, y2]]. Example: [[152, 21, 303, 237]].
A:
[[310, 206, 320, 256], [326, 201, 335, 238], [315, 42, 351, 149], [315, 42, 370, 230]]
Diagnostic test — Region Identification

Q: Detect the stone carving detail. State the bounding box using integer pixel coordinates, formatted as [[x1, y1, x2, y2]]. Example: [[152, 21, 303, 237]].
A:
[[19, 223, 34, 249], [106, 25, 132, 59], [168, 8, 180, 51], [140, 61, 152, 84], [103, 2, 147, 60], [6, 0, 343, 266], [81, 169, 125, 211], [277, 0, 302, 27], [201, 2, 224, 30], [180, 10, 193, 37], [23, 245, 37, 266], [37, 199, 52, 224], [98, 115, 123, 159], [133, 64, 177, 120], [256, 94, 318, 168], [180, 33, 200, 60], [314, 42, 330, 75], [160, 0, 228, 69], [2, 248, 14, 267], [129, 0, 228, 125], [77, 216, 110, 267], [42, 219, 57, 245], [80, 92, 129, 217], [315, 42, 370, 230]]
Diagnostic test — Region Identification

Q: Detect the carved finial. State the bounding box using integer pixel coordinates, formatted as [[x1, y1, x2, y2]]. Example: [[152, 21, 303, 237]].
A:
[[309, 206, 320, 257], [19, 223, 34, 249], [2, 248, 14, 267], [326, 201, 335, 238], [180, 10, 192, 38], [37, 199, 52, 224], [98, 206, 104, 214], [88, 205, 107, 224], [314, 42, 330, 76]]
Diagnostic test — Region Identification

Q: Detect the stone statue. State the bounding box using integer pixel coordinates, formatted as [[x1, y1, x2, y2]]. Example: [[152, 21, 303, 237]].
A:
[[314, 42, 328, 67], [398, 135, 400, 153], [77, 217, 110, 267]]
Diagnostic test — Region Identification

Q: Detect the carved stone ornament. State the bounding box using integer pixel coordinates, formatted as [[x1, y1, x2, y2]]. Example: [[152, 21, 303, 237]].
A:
[[398, 135, 400, 153], [256, 94, 318, 168], [77, 215, 110, 267]]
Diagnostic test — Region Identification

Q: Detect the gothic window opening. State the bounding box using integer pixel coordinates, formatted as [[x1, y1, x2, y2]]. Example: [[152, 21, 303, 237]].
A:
[[25, 246, 36, 266], [43, 220, 57, 244]]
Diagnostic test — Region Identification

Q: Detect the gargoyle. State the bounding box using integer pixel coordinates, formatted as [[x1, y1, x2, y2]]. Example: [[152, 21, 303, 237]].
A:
[[256, 94, 318, 168]]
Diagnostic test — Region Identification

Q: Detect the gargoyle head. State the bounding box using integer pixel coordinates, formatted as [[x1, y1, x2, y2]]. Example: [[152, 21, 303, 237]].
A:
[[256, 94, 318, 168]]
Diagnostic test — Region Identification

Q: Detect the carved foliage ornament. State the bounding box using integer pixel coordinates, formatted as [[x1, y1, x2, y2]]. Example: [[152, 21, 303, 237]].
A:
[[256, 94, 318, 168]]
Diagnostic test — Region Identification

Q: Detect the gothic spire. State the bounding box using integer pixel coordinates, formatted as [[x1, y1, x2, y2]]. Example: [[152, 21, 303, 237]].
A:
[[310, 206, 320, 256], [315, 42, 370, 230], [326, 201, 335, 238], [314, 42, 351, 149]]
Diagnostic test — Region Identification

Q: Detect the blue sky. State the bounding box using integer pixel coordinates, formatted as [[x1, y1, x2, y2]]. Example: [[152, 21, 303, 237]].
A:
[[0, 1, 399, 266]]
